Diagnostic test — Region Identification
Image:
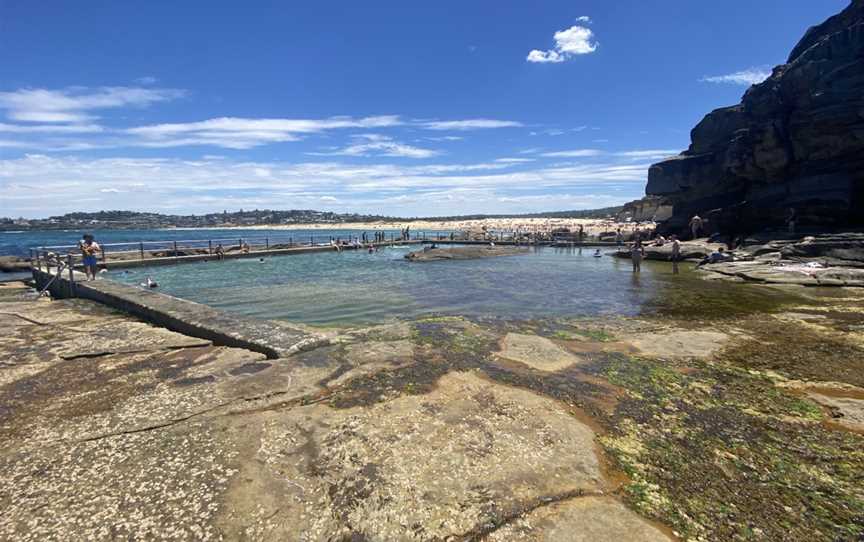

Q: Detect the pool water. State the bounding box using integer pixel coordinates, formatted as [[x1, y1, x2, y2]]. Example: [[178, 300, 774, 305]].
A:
[[108, 245, 796, 326]]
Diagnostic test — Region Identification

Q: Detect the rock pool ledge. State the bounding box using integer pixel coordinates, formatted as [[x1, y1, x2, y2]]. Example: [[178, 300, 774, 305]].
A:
[[32, 266, 326, 358]]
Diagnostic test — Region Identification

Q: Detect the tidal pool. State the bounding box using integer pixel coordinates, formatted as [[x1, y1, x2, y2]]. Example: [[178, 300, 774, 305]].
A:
[[108, 245, 799, 326]]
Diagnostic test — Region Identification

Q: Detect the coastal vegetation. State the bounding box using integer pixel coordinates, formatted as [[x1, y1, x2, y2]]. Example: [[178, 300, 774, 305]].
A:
[[0, 207, 624, 231]]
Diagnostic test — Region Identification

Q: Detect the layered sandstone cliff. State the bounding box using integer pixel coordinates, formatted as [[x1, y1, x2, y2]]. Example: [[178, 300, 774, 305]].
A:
[[647, 0, 864, 235]]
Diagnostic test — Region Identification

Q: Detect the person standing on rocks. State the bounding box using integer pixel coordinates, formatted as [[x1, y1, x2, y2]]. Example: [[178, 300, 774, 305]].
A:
[[689, 215, 703, 240], [78, 233, 101, 281]]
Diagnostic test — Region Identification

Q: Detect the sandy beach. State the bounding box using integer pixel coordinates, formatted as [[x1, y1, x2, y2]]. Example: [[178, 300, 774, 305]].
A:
[[216, 217, 652, 236]]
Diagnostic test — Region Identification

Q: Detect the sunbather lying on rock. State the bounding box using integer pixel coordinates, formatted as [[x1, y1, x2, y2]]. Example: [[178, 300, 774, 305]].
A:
[[696, 247, 732, 268]]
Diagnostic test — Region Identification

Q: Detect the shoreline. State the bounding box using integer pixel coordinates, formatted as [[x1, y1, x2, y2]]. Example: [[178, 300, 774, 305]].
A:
[[161, 217, 651, 234]]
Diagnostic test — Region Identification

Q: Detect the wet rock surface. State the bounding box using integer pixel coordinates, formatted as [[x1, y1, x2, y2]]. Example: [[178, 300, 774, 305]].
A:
[[612, 240, 716, 261], [2, 280, 864, 540], [684, 234, 864, 286], [486, 496, 671, 542], [497, 332, 584, 371]]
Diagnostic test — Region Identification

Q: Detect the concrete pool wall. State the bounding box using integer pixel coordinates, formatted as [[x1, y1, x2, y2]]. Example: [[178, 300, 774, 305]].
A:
[[32, 266, 326, 359]]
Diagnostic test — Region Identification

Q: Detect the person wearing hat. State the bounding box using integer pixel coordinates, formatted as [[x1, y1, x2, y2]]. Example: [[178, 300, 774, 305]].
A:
[[79, 233, 101, 280]]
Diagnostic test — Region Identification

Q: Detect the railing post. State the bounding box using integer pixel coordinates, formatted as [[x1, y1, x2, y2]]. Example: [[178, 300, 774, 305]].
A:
[[67, 254, 75, 296], [265, 237, 269, 249], [173, 241, 179, 260], [35, 249, 41, 270], [140, 242, 145, 260], [208, 240, 212, 255]]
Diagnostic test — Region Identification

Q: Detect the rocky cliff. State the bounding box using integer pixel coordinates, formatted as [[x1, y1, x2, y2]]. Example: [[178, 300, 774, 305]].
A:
[[647, 0, 864, 236]]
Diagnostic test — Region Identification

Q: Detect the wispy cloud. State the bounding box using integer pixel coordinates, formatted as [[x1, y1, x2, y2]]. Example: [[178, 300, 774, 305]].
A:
[[540, 149, 603, 158], [308, 134, 439, 159], [0, 122, 104, 134], [1, 154, 651, 216], [426, 136, 464, 142], [0, 86, 525, 150], [529, 128, 567, 137], [616, 149, 679, 160], [125, 115, 403, 149], [540, 148, 679, 160], [420, 119, 523, 131], [700, 67, 771, 85], [527, 24, 598, 63], [0, 86, 184, 123], [495, 158, 535, 163]]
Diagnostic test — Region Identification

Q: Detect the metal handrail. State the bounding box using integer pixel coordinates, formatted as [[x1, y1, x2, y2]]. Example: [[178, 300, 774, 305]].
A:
[[33, 230, 446, 267]]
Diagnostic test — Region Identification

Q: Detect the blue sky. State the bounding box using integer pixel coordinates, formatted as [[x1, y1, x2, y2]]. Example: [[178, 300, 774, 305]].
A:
[[0, 0, 849, 218]]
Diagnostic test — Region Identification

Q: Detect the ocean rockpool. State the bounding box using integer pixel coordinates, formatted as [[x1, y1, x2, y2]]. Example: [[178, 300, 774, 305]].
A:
[[108, 245, 798, 326]]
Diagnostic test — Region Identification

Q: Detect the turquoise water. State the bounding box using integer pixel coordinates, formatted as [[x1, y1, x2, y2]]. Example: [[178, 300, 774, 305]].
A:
[[107, 246, 794, 326]]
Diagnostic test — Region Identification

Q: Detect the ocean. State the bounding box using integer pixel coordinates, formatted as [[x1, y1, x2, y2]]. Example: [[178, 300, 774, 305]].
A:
[[0, 227, 444, 257]]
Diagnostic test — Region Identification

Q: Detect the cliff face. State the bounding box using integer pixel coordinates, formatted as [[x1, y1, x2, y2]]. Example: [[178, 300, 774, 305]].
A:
[[647, 0, 864, 235]]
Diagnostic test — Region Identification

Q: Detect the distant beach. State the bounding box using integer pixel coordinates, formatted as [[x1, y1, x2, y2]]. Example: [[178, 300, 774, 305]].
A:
[[204, 217, 651, 235]]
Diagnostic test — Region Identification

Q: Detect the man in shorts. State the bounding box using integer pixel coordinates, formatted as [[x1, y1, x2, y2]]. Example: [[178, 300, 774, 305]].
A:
[[79, 233, 101, 280]]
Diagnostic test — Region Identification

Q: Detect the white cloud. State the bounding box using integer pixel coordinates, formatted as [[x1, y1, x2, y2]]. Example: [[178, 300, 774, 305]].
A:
[[529, 128, 568, 137], [0, 85, 523, 150], [0, 154, 652, 217], [538, 148, 680, 161], [0, 86, 185, 123], [554, 26, 598, 55], [540, 149, 603, 158], [309, 134, 439, 159], [127, 115, 403, 149], [135, 76, 158, 85], [495, 158, 535, 163], [616, 149, 679, 160], [575, 16, 591, 23], [526, 50, 565, 64], [700, 68, 771, 85], [0, 123, 104, 133], [0, 139, 111, 151], [420, 119, 523, 131], [126, 116, 518, 148], [426, 136, 464, 141], [527, 25, 598, 63]]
